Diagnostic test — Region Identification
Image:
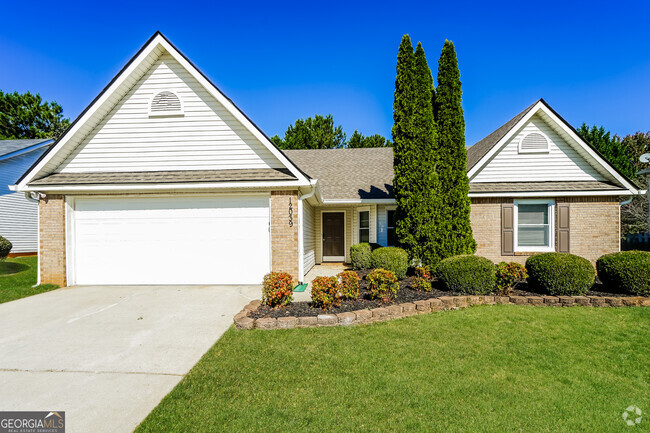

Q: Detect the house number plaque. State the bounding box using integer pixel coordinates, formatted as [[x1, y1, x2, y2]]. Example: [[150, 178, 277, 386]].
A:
[[288, 198, 294, 227]]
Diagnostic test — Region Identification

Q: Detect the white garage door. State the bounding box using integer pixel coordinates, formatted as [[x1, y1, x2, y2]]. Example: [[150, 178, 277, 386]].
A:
[[71, 195, 270, 285]]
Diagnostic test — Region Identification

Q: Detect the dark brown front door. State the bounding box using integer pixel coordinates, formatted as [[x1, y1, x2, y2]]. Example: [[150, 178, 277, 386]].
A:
[[323, 212, 345, 260]]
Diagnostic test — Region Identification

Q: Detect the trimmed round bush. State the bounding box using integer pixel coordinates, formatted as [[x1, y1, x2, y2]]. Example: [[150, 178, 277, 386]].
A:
[[337, 270, 360, 300], [597, 251, 650, 296], [367, 268, 399, 302], [262, 272, 294, 307], [436, 255, 496, 295], [350, 243, 372, 270], [311, 276, 341, 309], [371, 247, 408, 279], [0, 235, 11, 260], [526, 253, 595, 296]]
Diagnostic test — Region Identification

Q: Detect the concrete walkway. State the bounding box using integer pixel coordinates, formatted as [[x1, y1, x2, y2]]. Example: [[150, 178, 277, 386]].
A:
[[294, 263, 350, 301], [0, 284, 259, 433]]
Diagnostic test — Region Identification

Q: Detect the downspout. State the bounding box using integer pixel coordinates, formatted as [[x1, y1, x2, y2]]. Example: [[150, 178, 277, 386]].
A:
[[25, 192, 44, 286], [297, 180, 318, 284]]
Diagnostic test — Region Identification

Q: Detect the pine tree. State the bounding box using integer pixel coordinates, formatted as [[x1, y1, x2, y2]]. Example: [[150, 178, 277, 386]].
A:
[[433, 40, 476, 258], [392, 36, 440, 265]]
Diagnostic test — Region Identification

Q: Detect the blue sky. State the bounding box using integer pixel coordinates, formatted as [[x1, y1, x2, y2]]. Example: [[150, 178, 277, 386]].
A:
[[1, 0, 649, 145]]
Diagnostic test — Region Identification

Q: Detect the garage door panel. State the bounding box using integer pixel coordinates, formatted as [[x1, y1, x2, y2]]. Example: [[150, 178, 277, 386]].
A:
[[73, 196, 270, 285]]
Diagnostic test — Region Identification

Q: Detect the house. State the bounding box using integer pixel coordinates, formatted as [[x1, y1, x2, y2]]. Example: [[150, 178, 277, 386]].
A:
[[13, 32, 643, 287], [0, 139, 53, 255]]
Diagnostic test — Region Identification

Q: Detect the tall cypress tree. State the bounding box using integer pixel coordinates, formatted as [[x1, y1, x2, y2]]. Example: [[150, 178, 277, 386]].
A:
[[434, 40, 476, 257], [392, 36, 440, 265]]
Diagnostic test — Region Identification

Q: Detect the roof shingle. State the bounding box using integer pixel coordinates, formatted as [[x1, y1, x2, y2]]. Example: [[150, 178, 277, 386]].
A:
[[30, 168, 296, 185], [284, 148, 393, 200]]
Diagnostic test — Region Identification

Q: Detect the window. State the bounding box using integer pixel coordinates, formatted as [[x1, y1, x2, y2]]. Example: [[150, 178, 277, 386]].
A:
[[359, 210, 370, 243], [386, 209, 397, 246], [515, 200, 554, 251]]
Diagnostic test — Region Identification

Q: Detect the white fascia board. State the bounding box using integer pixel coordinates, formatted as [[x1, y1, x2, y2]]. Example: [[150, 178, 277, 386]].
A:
[[16, 42, 163, 190], [19, 179, 309, 193], [322, 198, 396, 205], [157, 37, 309, 184], [467, 101, 544, 180], [469, 190, 634, 198], [536, 104, 639, 195]]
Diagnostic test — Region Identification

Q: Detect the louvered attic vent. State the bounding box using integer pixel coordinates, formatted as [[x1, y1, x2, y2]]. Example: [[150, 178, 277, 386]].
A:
[[519, 132, 549, 153], [149, 91, 183, 116]]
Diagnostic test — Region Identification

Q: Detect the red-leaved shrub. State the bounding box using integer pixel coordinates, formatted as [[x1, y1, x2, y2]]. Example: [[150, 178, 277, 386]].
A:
[[338, 270, 361, 300], [262, 272, 294, 307], [414, 266, 431, 280], [367, 268, 399, 302], [411, 276, 432, 292], [311, 276, 340, 309]]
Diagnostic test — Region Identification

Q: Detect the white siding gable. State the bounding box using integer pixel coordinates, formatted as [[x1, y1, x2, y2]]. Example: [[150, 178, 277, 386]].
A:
[[471, 114, 605, 183], [57, 52, 283, 173]]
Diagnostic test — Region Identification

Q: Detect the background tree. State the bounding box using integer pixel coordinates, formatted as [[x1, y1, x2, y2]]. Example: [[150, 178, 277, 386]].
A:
[[0, 91, 70, 139], [392, 36, 440, 265], [577, 124, 635, 178], [347, 130, 391, 148], [271, 114, 346, 149], [620, 131, 650, 174], [433, 40, 476, 258], [619, 131, 650, 235]]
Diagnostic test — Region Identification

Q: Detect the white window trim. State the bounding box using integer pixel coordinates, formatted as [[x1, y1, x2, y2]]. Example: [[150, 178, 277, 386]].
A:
[[358, 206, 370, 244], [514, 199, 555, 252], [385, 206, 397, 247], [518, 131, 550, 154], [148, 90, 185, 117]]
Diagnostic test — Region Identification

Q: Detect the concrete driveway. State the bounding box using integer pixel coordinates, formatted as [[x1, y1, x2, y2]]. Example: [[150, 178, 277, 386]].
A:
[[0, 285, 259, 433]]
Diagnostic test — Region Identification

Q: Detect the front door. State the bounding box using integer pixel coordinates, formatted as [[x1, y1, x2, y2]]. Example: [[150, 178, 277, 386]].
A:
[[322, 212, 345, 261]]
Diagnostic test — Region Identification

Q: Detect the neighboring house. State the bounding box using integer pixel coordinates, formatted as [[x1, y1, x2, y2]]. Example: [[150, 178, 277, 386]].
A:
[[13, 33, 643, 287], [0, 139, 53, 254]]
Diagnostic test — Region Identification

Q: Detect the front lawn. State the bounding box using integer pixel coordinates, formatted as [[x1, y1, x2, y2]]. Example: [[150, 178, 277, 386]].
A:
[[0, 256, 58, 303], [137, 305, 649, 432]]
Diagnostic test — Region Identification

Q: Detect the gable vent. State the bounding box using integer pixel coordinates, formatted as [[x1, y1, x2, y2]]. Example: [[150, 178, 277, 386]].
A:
[[150, 91, 183, 116], [519, 132, 549, 153]]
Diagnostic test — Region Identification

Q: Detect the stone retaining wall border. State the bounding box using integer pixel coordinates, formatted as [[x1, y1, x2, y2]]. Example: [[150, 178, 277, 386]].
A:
[[234, 295, 650, 331]]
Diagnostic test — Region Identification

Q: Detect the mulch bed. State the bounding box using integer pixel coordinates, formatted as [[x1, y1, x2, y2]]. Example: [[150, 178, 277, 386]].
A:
[[250, 271, 629, 320]]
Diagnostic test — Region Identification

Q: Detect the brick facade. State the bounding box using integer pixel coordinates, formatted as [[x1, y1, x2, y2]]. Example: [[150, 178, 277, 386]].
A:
[[270, 190, 300, 280], [39, 194, 67, 286], [470, 196, 620, 264]]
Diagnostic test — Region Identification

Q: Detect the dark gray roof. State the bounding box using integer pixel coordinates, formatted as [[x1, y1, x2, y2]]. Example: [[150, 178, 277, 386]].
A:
[[466, 100, 539, 171], [30, 168, 296, 185], [469, 181, 625, 193], [284, 148, 393, 200], [0, 139, 52, 158]]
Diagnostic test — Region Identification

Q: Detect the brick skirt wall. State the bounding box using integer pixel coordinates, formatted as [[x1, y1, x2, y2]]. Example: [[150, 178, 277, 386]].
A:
[[470, 196, 620, 264]]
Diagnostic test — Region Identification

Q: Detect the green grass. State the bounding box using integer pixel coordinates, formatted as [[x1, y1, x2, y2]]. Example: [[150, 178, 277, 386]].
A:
[[0, 256, 58, 303], [137, 306, 650, 432]]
